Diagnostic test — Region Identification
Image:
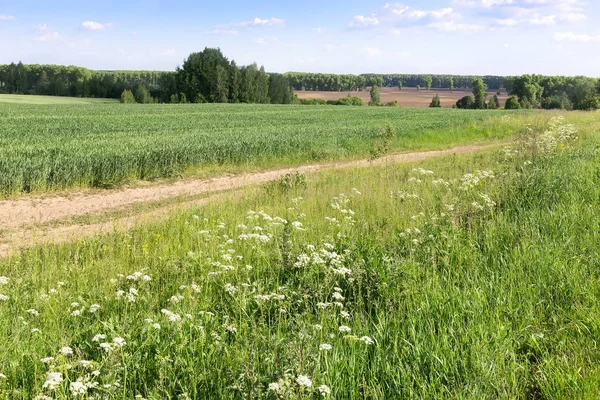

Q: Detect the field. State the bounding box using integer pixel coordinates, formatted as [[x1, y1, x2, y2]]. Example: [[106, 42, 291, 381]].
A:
[[295, 87, 510, 108], [1, 109, 600, 398], [0, 94, 119, 105], [0, 101, 521, 197]]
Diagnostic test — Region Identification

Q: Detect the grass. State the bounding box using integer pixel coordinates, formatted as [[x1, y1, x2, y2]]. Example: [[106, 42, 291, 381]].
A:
[[0, 94, 118, 105], [0, 102, 527, 197], [0, 113, 599, 398]]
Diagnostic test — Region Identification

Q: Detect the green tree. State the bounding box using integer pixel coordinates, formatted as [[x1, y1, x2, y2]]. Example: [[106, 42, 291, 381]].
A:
[[504, 96, 521, 110], [398, 80, 403, 91], [472, 78, 487, 109], [448, 77, 454, 92], [429, 94, 441, 108], [268, 73, 294, 104], [134, 85, 153, 104], [487, 94, 499, 109], [369, 85, 381, 106], [456, 95, 474, 109], [120, 89, 136, 104], [423, 75, 432, 90]]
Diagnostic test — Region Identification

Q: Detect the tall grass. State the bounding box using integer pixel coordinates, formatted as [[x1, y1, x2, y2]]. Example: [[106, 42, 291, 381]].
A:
[[0, 115, 599, 399], [0, 103, 524, 196]]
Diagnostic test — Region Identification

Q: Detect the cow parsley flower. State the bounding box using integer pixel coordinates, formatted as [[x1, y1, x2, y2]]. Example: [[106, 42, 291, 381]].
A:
[[360, 336, 375, 345], [40, 357, 54, 364], [296, 375, 312, 388], [338, 325, 351, 333], [69, 380, 87, 397], [0, 294, 8, 301], [268, 382, 280, 392], [319, 343, 332, 351], [92, 334, 106, 342], [0, 277, 8, 285], [88, 304, 101, 313], [26, 309, 39, 316], [42, 372, 63, 390], [318, 385, 331, 396], [59, 347, 73, 356], [112, 337, 126, 347]]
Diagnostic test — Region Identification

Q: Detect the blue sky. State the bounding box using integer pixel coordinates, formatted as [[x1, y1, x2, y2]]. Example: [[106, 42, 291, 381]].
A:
[[0, 0, 598, 75]]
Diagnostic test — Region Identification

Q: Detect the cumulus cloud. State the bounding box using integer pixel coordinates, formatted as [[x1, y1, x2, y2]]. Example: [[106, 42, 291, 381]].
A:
[[349, 15, 380, 28], [0, 15, 15, 21], [35, 23, 61, 41], [211, 29, 239, 35], [82, 21, 112, 31]]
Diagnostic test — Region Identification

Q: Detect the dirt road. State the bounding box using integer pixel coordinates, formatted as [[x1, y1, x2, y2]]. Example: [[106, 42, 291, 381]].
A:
[[0, 144, 499, 256]]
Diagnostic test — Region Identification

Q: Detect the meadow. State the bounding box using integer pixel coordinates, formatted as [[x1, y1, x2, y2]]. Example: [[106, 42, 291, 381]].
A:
[[1, 112, 599, 398], [0, 101, 521, 196]]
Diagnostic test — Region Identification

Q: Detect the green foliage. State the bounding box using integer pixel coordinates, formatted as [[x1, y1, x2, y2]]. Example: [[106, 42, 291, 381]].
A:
[[504, 96, 521, 110], [369, 123, 395, 163], [134, 85, 153, 104], [429, 94, 441, 108], [398, 81, 403, 91], [472, 78, 488, 109], [542, 92, 573, 110], [336, 96, 364, 106], [263, 172, 307, 195], [423, 75, 433, 90], [448, 77, 454, 92], [297, 98, 327, 105], [369, 85, 381, 106], [169, 94, 179, 104], [384, 100, 398, 107], [267, 73, 294, 104], [119, 89, 136, 104], [487, 94, 499, 110], [456, 95, 475, 109]]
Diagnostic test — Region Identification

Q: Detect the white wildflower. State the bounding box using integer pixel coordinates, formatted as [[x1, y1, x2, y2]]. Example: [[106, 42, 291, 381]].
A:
[[268, 382, 280, 392], [338, 325, 351, 333], [360, 336, 375, 345], [88, 304, 101, 313], [92, 334, 106, 342], [319, 343, 332, 351], [26, 309, 39, 316], [296, 375, 312, 388], [318, 385, 331, 396], [69, 380, 87, 397], [0, 294, 8, 301], [42, 372, 63, 390], [71, 310, 81, 317], [112, 337, 126, 347], [59, 347, 73, 356], [0, 277, 8, 285], [40, 357, 54, 364]]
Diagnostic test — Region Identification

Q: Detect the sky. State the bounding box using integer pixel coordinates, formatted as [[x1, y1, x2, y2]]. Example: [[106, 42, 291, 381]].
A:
[[0, 0, 599, 76]]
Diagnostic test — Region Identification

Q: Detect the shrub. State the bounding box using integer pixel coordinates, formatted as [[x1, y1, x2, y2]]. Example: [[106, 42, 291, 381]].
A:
[[542, 92, 573, 110], [504, 96, 521, 110], [429, 94, 441, 108], [120, 90, 136, 104], [456, 95, 474, 109], [384, 100, 398, 107], [487, 95, 499, 110]]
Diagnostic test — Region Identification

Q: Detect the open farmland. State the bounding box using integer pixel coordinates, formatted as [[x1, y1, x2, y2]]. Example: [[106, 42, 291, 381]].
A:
[[0, 102, 520, 197], [295, 87, 510, 108], [1, 113, 600, 398]]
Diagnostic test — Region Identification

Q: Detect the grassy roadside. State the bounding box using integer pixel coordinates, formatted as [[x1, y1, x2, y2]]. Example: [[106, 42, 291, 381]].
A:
[[0, 113, 599, 398]]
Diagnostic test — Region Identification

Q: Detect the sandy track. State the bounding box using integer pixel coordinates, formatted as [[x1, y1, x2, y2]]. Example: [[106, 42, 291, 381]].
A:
[[0, 144, 497, 256]]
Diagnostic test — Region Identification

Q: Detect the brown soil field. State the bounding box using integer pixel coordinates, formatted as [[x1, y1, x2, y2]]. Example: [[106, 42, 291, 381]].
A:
[[295, 87, 509, 108], [0, 143, 502, 257]]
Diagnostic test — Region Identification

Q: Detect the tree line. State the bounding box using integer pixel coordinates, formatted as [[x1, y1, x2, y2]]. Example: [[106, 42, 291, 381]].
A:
[[284, 73, 505, 91], [0, 48, 294, 104], [1, 52, 598, 109]]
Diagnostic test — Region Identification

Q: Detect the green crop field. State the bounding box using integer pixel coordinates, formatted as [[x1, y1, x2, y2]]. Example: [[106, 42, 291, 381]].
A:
[[0, 103, 523, 196], [1, 114, 600, 398], [0, 94, 119, 105]]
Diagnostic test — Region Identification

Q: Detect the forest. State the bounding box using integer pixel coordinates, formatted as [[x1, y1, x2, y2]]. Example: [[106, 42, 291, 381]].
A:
[[0, 47, 598, 109]]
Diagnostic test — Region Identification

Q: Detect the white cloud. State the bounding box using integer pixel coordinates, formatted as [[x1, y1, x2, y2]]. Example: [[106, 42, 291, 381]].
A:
[[360, 47, 383, 56], [349, 15, 380, 28], [481, 0, 515, 7], [554, 31, 600, 42], [503, 42, 512, 47], [211, 29, 239, 35], [253, 38, 266, 45], [312, 27, 325, 33], [82, 21, 112, 31], [35, 23, 61, 41], [0, 15, 15, 21], [559, 12, 586, 22], [389, 28, 402, 36], [233, 17, 285, 28], [528, 14, 556, 24], [429, 21, 484, 32]]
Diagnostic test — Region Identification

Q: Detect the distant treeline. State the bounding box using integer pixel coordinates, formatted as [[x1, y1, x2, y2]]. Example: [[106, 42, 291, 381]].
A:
[[1, 52, 598, 109], [285, 73, 504, 91], [0, 48, 294, 104]]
